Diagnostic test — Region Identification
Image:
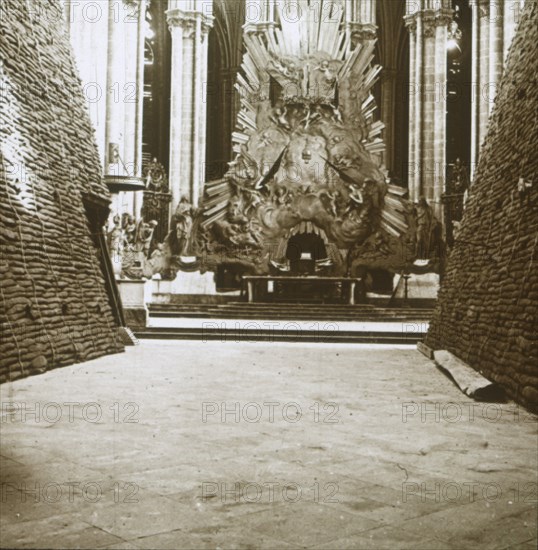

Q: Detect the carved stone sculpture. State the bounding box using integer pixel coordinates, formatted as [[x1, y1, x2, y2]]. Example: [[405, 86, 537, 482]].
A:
[[143, 157, 169, 193], [190, 3, 443, 277], [107, 213, 161, 279], [173, 196, 194, 256]]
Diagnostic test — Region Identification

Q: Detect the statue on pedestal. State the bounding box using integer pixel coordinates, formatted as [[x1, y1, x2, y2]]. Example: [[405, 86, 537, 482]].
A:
[[415, 198, 436, 260], [108, 215, 125, 260], [173, 196, 194, 256], [136, 219, 158, 258], [123, 214, 137, 246], [107, 212, 160, 279]]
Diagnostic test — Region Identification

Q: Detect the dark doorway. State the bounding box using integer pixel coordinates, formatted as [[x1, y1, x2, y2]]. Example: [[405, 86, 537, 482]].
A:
[[286, 232, 328, 274], [286, 233, 328, 261]]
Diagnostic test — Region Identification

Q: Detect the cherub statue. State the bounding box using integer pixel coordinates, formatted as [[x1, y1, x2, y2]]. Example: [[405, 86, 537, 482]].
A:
[[257, 131, 274, 148], [270, 57, 300, 82], [312, 59, 338, 101], [240, 186, 263, 216], [299, 104, 322, 129], [270, 106, 291, 131], [329, 103, 344, 125], [227, 195, 248, 224], [319, 189, 339, 218]]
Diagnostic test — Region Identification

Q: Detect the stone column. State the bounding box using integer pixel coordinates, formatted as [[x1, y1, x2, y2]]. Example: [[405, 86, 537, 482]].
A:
[[404, 6, 424, 202], [65, 0, 145, 218], [406, 16, 417, 200], [121, 0, 146, 218], [405, 2, 453, 216], [133, 0, 147, 219], [433, 11, 452, 220], [65, 0, 110, 163], [103, 0, 127, 218], [167, 1, 214, 210], [469, 0, 495, 179], [489, 0, 504, 95], [469, 0, 521, 180], [197, 17, 211, 193], [167, 10, 185, 209], [414, 12, 423, 202], [470, 0, 481, 180], [380, 68, 398, 172], [422, 12, 436, 205], [477, 2, 491, 147], [360, 0, 376, 24], [346, 0, 377, 47]]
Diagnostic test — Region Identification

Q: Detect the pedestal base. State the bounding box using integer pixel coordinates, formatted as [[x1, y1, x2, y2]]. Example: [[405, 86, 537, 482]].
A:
[[117, 279, 151, 330]]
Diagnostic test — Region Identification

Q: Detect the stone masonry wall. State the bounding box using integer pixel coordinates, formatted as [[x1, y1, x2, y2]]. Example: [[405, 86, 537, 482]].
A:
[[426, 2, 538, 412], [0, 0, 124, 383]]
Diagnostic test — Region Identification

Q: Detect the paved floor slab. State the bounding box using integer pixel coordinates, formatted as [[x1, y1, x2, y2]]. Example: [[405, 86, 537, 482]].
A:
[[1, 341, 536, 549]]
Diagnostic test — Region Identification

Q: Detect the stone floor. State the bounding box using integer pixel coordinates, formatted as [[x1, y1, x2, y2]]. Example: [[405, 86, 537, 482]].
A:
[[0, 341, 536, 549]]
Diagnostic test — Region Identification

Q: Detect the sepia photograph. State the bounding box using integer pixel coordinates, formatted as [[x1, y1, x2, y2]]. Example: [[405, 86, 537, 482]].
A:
[[0, 0, 536, 548]]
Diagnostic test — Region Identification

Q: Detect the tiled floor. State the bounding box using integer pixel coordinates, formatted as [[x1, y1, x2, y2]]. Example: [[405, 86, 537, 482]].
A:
[[1, 341, 536, 549]]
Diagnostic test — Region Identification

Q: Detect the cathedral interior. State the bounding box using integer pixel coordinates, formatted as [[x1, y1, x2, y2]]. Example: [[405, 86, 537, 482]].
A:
[[0, 0, 537, 548]]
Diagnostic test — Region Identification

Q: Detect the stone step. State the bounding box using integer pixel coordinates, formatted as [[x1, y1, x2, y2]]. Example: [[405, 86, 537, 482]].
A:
[[149, 313, 430, 323], [148, 302, 378, 311], [135, 327, 425, 344], [216, 306, 430, 315], [147, 304, 432, 322], [149, 303, 432, 313]]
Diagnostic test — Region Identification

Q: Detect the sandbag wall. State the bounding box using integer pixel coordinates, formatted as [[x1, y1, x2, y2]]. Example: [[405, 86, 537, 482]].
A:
[[426, 3, 538, 412], [0, 0, 124, 382]]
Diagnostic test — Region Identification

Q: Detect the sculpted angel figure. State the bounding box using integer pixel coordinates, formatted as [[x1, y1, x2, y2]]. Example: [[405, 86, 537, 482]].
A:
[[269, 55, 302, 85], [312, 59, 338, 101], [228, 146, 258, 185], [269, 106, 291, 131], [299, 104, 322, 129]]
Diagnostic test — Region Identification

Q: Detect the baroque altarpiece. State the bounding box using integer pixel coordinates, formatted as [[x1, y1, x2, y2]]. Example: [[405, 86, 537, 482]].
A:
[[158, 2, 442, 286]]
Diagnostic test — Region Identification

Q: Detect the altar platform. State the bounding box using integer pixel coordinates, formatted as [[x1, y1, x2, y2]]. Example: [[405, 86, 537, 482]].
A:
[[242, 276, 364, 305], [126, 271, 437, 344]]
